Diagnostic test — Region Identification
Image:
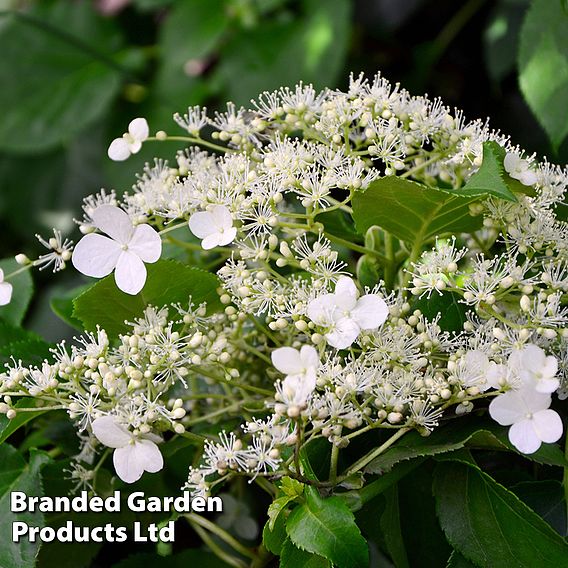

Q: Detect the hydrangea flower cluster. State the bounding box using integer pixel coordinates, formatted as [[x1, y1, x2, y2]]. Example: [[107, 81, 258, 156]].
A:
[[1, 73, 566, 500]]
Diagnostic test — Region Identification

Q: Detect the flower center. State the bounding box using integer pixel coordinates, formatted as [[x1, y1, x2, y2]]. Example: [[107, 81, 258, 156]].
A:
[[121, 244, 129, 251]]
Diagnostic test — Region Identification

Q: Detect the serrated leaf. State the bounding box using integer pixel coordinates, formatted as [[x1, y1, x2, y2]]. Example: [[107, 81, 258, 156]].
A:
[[73, 260, 222, 338], [511, 480, 567, 536], [446, 550, 477, 568], [286, 486, 368, 568], [519, 0, 568, 149], [0, 447, 50, 568], [0, 258, 33, 326], [280, 476, 305, 498], [0, 3, 123, 152], [268, 496, 295, 531], [412, 291, 470, 332], [433, 461, 568, 567], [365, 416, 568, 474], [352, 177, 483, 247], [280, 538, 330, 567], [0, 320, 52, 367], [453, 141, 517, 202], [263, 509, 288, 555]]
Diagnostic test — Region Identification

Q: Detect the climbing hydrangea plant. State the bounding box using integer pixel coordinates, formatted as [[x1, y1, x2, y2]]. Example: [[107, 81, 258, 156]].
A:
[[1, 72, 568, 567]]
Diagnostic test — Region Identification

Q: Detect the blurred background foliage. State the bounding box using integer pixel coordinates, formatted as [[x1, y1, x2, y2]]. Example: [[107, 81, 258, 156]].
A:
[[0, 0, 567, 341]]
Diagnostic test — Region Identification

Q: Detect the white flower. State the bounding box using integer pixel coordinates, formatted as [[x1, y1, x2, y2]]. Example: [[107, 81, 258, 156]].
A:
[[509, 344, 559, 393], [107, 118, 149, 161], [0, 269, 13, 306], [271, 345, 319, 382], [489, 388, 562, 454], [72, 205, 162, 295], [189, 205, 237, 250], [307, 276, 388, 349], [504, 152, 537, 186], [92, 416, 163, 484], [458, 350, 493, 391], [272, 346, 319, 416]]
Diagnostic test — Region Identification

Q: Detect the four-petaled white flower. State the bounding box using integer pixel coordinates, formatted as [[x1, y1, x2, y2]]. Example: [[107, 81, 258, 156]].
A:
[[108, 118, 149, 161], [189, 205, 237, 250], [509, 344, 559, 394], [489, 388, 563, 454], [272, 345, 319, 382], [92, 416, 164, 484], [72, 204, 162, 295], [504, 152, 537, 186], [307, 276, 389, 349], [0, 269, 13, 306], [272, 346, 319, 416]]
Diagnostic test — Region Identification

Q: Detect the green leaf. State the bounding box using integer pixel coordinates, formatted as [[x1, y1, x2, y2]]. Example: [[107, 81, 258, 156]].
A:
[[263, 509, 288, 555], [453, 141, 517, 202], [365, 416, 568, 474], [0, 258, 33, 326], [0, 3, 123, 152], [73, 260, 221, 338], [339, 459, 425, 513], [280, 476, 305, 498], [511, 480, 567, 536], [433, 461, 568, 567], [286, 486, 368, 568], [446, 550, 477, 568], [380, 485, 409, 568], [0, 399, 50, 445], [268, 495, 296, 531], [0, 446, 50, 568], [299, 437, 331, 482], [356, 255, 379, 289], [352, 177, 483, 247], [0, 320, 52, 367], [398, 463, 452, 568], [519, 0, 568, 150], [216, 0, 351, 105], [50, 284, 91, 330], [412, 292, 470, 332], [280, 538, 330, 567]]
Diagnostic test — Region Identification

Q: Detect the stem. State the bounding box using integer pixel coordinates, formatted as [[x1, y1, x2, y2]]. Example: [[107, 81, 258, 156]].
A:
[[147, 135, 230, 154], [185, 513, 257, 561], [343, 427, 410, 477], [189, 521, 247, 568], [4, 264, 33, 280], [431, 0, 488, 63], [255, 476, 278, 498], [184, 402, 241, 426], [401, 238, 423, 291], [324, 232, 390, 265], [159, 222, 187, 236], [329, 442, 340, 484], [400, 154, 443, 179], [383, 231, 395, 289]]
